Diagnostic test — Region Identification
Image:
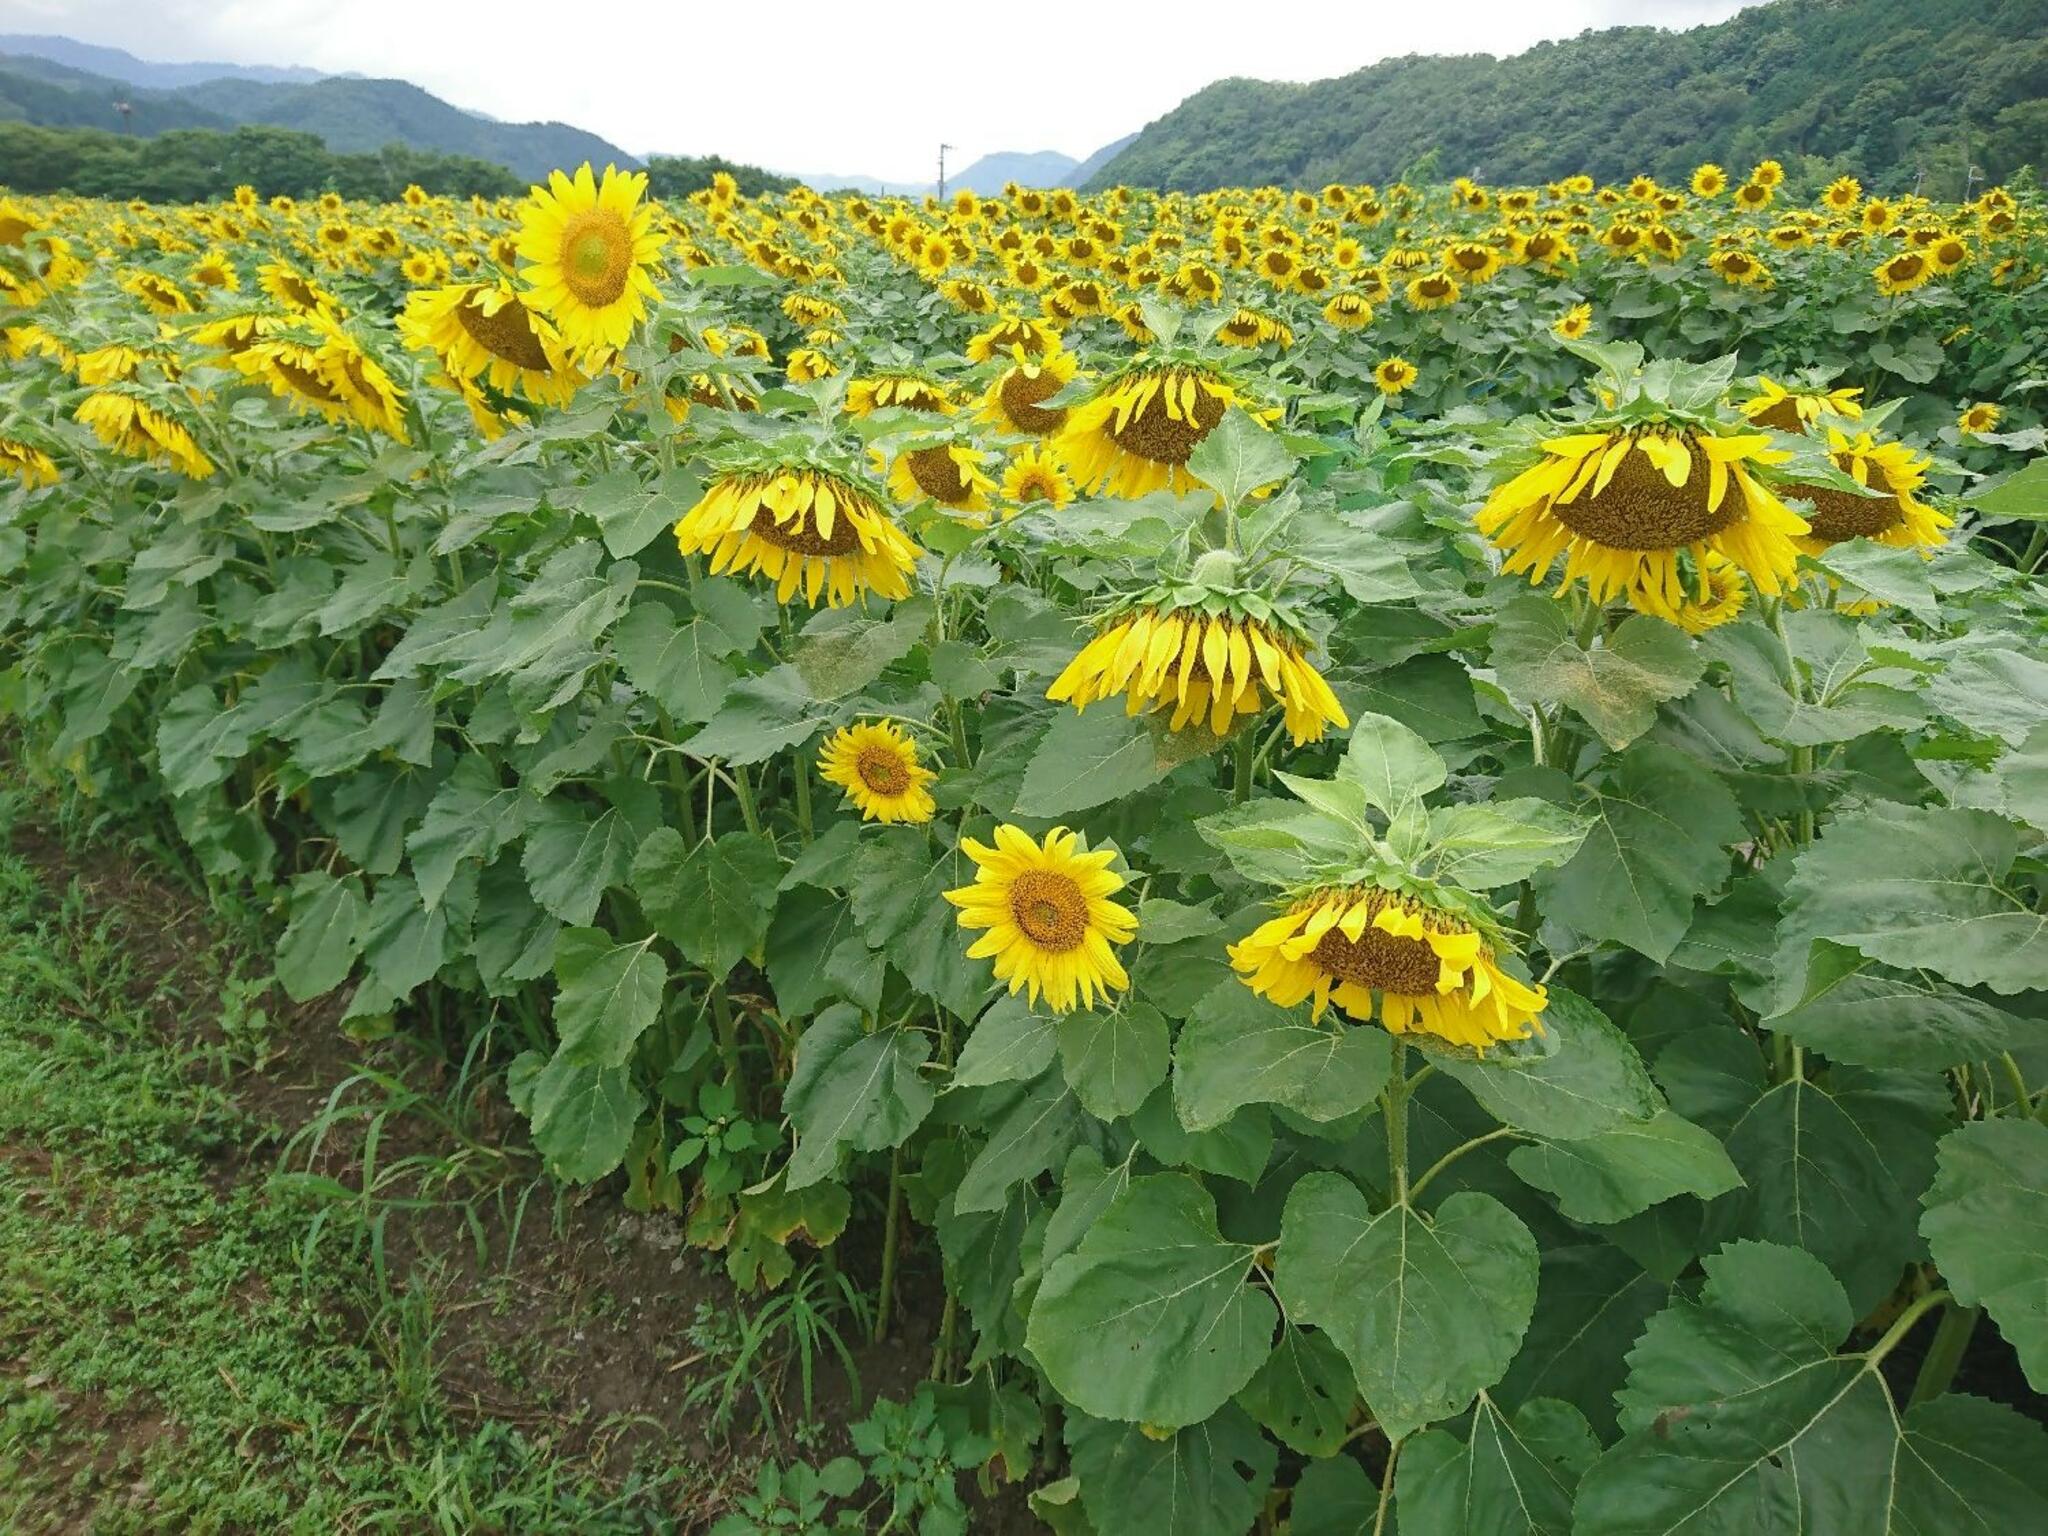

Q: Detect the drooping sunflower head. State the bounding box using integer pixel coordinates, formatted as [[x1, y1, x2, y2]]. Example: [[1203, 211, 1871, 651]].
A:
[[1047, 591, 1348, 745], [0, 435, 59, 489], [1001, 444, 1075, 510], [878, 437, 998, 517], [398, 281, 583, 406], [1055, 361, 1265, 501], [978, 344, 1077, 438], [1321, 292, 1375, 330], [1229, 886, 1545, 1051], [944, 825, 1136, 1014], [257, 261, 338, 318], [1442, 242, 1502, 283], [1629, 551, 1749, 634], [1476, 421, 1809, 608], [514, 163, 666, 360], [1738, 376, 1863, 435], [817, 721, 936, 825], [846, 371, 955, 418], [1405, 272, 1461, 310], [674, 463, 921, 609], [74, 389, 215, 479], [1782, 428, 1952, 554]]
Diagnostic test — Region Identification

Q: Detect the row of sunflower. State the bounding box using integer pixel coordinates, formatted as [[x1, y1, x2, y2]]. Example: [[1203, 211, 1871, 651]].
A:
[[3, 159, 2047, 1534]]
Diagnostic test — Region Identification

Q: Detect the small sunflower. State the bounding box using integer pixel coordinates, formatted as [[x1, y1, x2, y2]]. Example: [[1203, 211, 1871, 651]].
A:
[[1873, 250, 1934, 297], [514, 163, 666, 359], [880, 440, 998, 516], [944, 825, 1136, 1013], [1691, 164, 1728, 198], [1823, 176, 1862, 211], [1476, 424, 1809, 607], [674, 466, 920, 608], [1783, 428, 1951, 553], [1217, 306, 1294, 350], [1442, 242, 1503, 283], [846, 372, 954, 417], [1708, 248, 1770, 286], [0, 435, 58, 488], [785, 347, 837, 383], [1405, 272, 1461, 310], [398, 281, 583, 406], [1372, 357, 1417, 396], [1055, 362, 1264, 500], [257, 261, 337, 317], [1554, 303, 1593, 340], [818, 722, 936, 825], [1229, 888, 1546, 1051], [1002, 445, 1075, 510], [967, 313, 1063, 366], [1958, 402, 2003, 436], [978, 345, 1077, 438], [1739, 377, 1863, 434], [1321, 292, 1375, 330], [1047, 605, 1348, 744]]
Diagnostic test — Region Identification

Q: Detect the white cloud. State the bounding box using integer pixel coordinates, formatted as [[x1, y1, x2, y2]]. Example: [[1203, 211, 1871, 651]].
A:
[[1, 0, 1762, 181]]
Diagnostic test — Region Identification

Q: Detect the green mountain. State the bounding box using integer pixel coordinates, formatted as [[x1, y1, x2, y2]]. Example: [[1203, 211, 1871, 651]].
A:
[[1087, 0, 2048, 195], [0, 33, 324, 88], [0, 48, 634, 184]]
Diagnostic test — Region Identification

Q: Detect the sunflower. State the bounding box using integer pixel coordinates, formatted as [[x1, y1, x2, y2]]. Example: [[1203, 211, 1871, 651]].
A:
[[1733, 182, 1774, 213], [1442, 242, 1503, 283], [187, 249, 238, 292], [119, 269, 194, 316], [1229, 888, 1545, 1051], [75, 344, 154, 386], [1554, 304, 1593, 340], [674, 466, 921, 608], [1783, 428, 1951, 553], [1691, 164, 1728, 198], [0, 436, 58, 488], [1321, 292, 1375, 330], [944, 825, 1136, 1013], [1750, 159, 1785, 189], [317, 322, 411, 441], [1217, 307, 1293, 349], [1476, 424, 1809, 607], [1958, 402, 2003, 436], [398, 281, 583, 406], [1372, 356, 1417, 396], [1873, 250, 1934, 296], [1003, 445, 1075, 510], [74, 390, 215, 478], [846, 372, 954, 417], [1708, 248, 1770, 287], [514, 164, 665, 359], [785, 347, 837, 383], [1405, 272, 1461, 310], [1515, 230, 1576, 270], [257, 261, 338, 317], [238, 334, 354, 425], [1732, 371, 1857, 434], [880, 440, 997, 516], [1823, 176, 1862, 212], [817, 722, 936, 825], [1862, 198, 1895, 233], [979, 345, 1077, 438], [1047, 605, 1348, 744], [1630, 552, 1748, 633], [1055, 363, 1264, 500]]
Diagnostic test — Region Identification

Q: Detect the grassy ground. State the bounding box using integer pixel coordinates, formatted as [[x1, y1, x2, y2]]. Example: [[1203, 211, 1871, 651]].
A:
[[0, 829, 711, 1533]]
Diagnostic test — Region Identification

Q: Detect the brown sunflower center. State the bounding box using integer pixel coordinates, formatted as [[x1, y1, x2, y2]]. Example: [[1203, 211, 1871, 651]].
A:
[[998, 367, 1066, 434], [1784, 483, 1903, 543], [1008, 870, 1088, 952], [1309, 922, 1443, 996], [273, 355, 344, 404], [1551, 436, 1739, 551], [746, 489, 868, 557], [1108, 377, 1227, 466], [558, 208, 632, 306], [1750, 398, 1805, 434], [854, 746, 911, 796], [456, 292, 554, 373], [906, 446, 970, 503]]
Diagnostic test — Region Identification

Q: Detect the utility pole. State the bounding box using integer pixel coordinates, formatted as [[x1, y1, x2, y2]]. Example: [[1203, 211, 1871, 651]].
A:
[[938, 143, 953, 201], [114, 100, 133, 135]]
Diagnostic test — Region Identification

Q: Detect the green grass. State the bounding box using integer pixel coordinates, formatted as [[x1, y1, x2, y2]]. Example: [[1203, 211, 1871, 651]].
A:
[[0, 837, 702, 1534]]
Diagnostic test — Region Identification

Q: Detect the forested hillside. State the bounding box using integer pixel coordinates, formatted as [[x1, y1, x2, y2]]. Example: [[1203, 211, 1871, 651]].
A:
[[1089, 0, 2048, 193]]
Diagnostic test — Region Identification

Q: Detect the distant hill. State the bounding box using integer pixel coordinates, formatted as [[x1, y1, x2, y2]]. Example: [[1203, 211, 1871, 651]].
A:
[[0, 33, 324, 87], [0, 42, 634, 184], [1087, 0, 2048, 194], [950, 150, 1078, 196], [1070, 132, 1139, 187]]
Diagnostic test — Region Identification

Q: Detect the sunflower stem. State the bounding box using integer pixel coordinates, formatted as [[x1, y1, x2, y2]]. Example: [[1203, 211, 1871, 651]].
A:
[[1233, 728, 1256, 803], [949, 699, 972, 768], [1383, 1042, 1411, 1208], [790, 749, 814, 844], [1373, 1434, 1403, 1536], [711, 985, 744, 1107], [875, 1148, 903, 1346], [732, 765, 761, 836], [1910, 1301, 1982, 1405]]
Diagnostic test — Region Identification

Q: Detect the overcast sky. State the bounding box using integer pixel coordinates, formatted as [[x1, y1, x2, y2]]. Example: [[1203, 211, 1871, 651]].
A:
[[3, 0, 1761, 182]]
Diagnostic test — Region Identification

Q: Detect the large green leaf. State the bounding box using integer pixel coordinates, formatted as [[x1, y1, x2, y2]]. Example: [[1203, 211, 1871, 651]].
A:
[[783, 1005, 935, 1190], [1056, 1002, 1170, 1121], [1337, 710, 1446, 814], [1508, 1109, 1742, 1223], [1437, 988, 1660, 1139], [952, 993, 1060, 1088], [1770, 802, 2048, 1002], [522, 799, 639, 926], [1028, 1173, 1274, 1427], [275, 871, 367, 1002], [1185, 407, 1295, 506], [406, 755, 527, 911], [1921, 1118, 2048, 1393], [550, 927, 667, 1068], [1065, 1405, 1276, 1536], [1014, 706, 1198, 818], [1233, 1325, 1354, 1456], [1574, 1239, 2048, 1535], [1398, 1394, 1597, 1536], [1171, 981, 1391, 1131], [632, 827, 780, 979], [954, 1069, 1088, 1214], [1495, 1241, 1667, 1437], [527, 1051, 642, 1183], [1539, 743, 1744, 962], [613, 601, 738, 723], [1274, 1173, 1538, 1440], [1765, 942, 2035, 1068], [1492, 597, 1705, 750]]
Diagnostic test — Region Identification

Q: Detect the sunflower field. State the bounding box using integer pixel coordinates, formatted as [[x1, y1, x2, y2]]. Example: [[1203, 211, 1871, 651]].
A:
[[4, 157, 2048, 1533]]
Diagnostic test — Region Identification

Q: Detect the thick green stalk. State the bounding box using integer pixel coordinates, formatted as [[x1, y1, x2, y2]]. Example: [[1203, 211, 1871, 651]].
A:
[[1233, 728, 1255, 803], [1383, 1041, 1410, 1207], [1910, 1301, 1982, 1405], [874, 1148, 903, 1346]]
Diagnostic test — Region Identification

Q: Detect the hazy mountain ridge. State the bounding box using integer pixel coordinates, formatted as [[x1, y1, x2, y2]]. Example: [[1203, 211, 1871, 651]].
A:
[[0, 32, 325, 87]]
